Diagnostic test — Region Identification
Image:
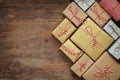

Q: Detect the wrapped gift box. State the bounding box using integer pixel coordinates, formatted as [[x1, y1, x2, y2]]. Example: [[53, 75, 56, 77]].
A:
[[70, 18, 114, 61], [63, 2, 87, 27], [60, 39, 84, 62], [74, 0, 95, 11], [52, 18, 76, 43], [71, 54, 94, 77], [83, 52, 120, 80], [100, 0, 120, 21], [86, 2, 111, 27], [108, 37, 120, 61], [103, 20, 120, 40]]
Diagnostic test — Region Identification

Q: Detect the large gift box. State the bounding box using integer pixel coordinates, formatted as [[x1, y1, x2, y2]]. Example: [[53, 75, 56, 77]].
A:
[[70, 18, 114, 61], [103, 20, 120, 40], [63, 2, 87, 27], [108, 37, 120, 61], [60, 39, 84, 62], [52, 18, 76, 43], [83, 52, 120, 80], [74, 0, 95, 11], [71, 54, 94, 77], [86, 2, 111, 27], [100, 0, 120, 21]]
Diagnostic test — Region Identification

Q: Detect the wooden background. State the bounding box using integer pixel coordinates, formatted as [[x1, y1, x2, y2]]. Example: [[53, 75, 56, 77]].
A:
[[0, 0, 119, 80]]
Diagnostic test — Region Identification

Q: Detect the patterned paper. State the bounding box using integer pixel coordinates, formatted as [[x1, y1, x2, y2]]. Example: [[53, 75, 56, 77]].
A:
[[71, 54, 94, 77], [63, 2, 87, 27], [108, 37, 120, 60], [86, 2, 111, 27], [52, 18, 76, 43], [60, 39, 84, 62], [83, 52, 120, 80], [74, 0, 95, 11], [103, 20, 120, 40], [100, 0, 120, 21], [70, 18, 114, 61]]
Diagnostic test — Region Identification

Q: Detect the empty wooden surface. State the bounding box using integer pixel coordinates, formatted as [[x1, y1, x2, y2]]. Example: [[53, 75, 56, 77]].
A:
[[0, 0, 119, 80]]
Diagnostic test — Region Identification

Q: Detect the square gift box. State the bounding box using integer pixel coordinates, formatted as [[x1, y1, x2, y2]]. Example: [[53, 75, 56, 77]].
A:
[[86, 2, 111, 27], [83, 52, 120, 80], [100, 0, 120, 21], [74, 0, 95, 11], [70, 18, 114, 61], [103, 20, 120, 40], [60, 39, 84, 62], [108, 37, 120, 61], [63, 2, 87, 27], [71, 54, 94, 77], [52, 18, 76, 43]]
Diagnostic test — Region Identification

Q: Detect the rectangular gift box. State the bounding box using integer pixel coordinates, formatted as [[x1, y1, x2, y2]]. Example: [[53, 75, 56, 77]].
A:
[[74, 0, 95, 11], [108, 37, 120, 61], [63, 2, 87, 27], [100, 0, 120, 21], [71, 54, 94, 77], [86, 2, 111, 27], [60, 39, 84, 62], [70, 18, 114, 61], [103, 20, 120, 40], [52, 18, 76, 43], [83, 52, 120, 80]]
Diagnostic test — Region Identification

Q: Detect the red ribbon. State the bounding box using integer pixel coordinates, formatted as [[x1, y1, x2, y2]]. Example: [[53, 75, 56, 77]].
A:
[[94, 64, 114, 80], [61, 44, 77, 56], [85, 26, 98, 47], [77, 59, 89, 72], [90, 4, 107, 26], [57, 20, 71, 38], [68, 5, 84, 24]]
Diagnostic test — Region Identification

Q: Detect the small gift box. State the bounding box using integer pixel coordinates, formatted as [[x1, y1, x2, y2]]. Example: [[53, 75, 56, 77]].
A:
[[70, 18, 114, 61], [83, 52, 120, 80], [63, 2, 87, 27], [74, 0, 95, 11], [60, 39, 84, 62], [86, 2, 111, 27], [108, 37, 120, 61], [103, 20, 120, 40], [71, 54, 94, 77], [100, 0, 120, 21], [52, 18, 76, 43]]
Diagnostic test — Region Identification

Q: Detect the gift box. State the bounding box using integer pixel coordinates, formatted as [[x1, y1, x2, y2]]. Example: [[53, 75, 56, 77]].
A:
[[74, 0, 95, 11], [103, 20, 120, 40], [63, 2, 87, 27], [70, 18, 114, 61], [100, 0, 120, 21], [71, 54, 94, 77], [108, 37, 120, 61], [60, 39, 84, 62], [83, 52, 120, 80], [52, 18, 76, 43], [86, 2, 111, 27]]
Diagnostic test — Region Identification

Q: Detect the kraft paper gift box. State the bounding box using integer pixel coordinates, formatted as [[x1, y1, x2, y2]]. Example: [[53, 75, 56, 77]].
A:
[[63, 2, 87, 27], [86, 2, 111, 27], [100, 0, 120, 21], [83, 52, 120, 80], [60, 39, 84, 62], [70, 18, 114, 61], [71, 54, 94, 77], [103, 20, 120, 40], [108, 37, 120, 61], [52, 18, 76, 43], [74, 0, 95, 11]]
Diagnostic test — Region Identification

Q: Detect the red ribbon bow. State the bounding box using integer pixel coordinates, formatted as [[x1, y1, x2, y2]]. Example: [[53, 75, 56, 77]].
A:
[[68, 5, 84, 24]]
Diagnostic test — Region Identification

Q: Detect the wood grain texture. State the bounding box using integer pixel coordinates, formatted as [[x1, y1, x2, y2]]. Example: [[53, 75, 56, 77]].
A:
[[0, 0, 119, 80]]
